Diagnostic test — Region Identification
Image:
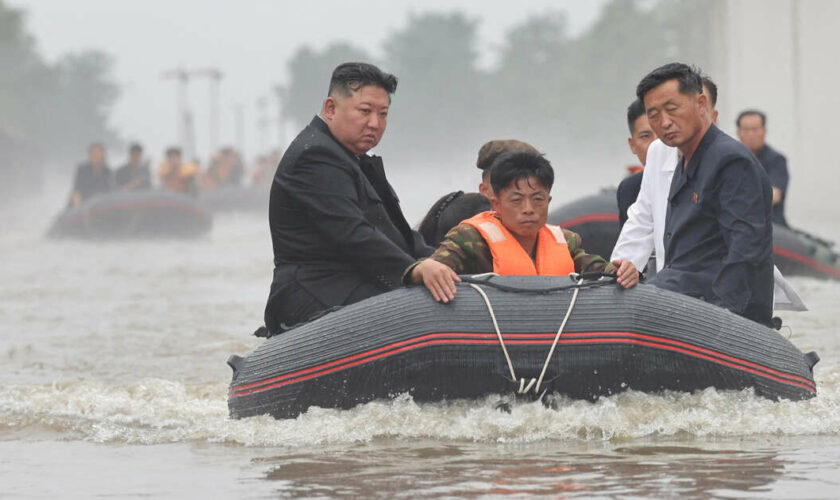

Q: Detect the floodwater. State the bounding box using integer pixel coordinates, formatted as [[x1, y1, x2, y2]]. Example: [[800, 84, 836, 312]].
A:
[[2, 179, 840, 499]]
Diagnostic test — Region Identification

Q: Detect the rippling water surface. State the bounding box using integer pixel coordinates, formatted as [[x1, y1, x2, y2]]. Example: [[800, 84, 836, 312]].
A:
[[2, 186, 839, 498]]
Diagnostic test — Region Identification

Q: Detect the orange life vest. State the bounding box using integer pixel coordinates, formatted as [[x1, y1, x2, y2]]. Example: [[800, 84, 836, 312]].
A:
[[462, 211, 575, 276], [159, 162, 198, 194]]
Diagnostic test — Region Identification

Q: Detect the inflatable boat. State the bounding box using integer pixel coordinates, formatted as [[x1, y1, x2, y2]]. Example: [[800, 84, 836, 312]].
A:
[[48, 190, 213, 239], [773, 226, 840, 280], [547, 188, 620, 259], [227, 275, 818, 420], [199, 185, 269, 213], [548, 189, 840, 280]]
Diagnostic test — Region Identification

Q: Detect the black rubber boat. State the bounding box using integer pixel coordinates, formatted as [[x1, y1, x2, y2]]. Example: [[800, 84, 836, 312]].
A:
[[547, 188, 620, 259], [227, 275, 818, 420], [199, 185, 269, 213], [773, 225, 840, 280], [548, 189, 840, 280], [48, 190, 213, 239]]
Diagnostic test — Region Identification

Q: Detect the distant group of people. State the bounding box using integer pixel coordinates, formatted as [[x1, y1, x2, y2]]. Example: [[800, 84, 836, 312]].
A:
[[67, 142, 150, 207], [260, 60, 797, 337], [67, 143, 271, 208]]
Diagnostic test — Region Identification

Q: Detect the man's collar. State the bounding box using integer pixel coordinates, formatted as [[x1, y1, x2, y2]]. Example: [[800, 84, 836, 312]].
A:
[[682, 123, 719, 178], [310, 115, 368, 162]]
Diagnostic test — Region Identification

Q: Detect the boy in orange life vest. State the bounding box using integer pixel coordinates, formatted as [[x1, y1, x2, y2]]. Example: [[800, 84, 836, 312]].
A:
[[406, 151, 640, 302]]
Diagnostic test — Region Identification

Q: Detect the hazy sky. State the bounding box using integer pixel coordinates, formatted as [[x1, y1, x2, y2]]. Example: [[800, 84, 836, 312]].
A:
[[10, 0, 606, 164]]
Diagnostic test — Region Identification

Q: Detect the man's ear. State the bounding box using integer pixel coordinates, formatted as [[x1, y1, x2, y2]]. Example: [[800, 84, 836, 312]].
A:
[[696, 92, 709, 118], [490, 196, 501, 212], [627, 137, 636, 156], [322, 97, 336, 120]]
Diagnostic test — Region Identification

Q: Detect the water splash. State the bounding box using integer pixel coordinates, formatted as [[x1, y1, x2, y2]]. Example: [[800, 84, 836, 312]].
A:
[[3, 376, 838, 448]]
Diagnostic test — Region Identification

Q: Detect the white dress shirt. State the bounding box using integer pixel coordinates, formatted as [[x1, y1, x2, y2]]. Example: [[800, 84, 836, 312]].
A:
[[611, 139, 806, 311], [611, 139, 676, 272]]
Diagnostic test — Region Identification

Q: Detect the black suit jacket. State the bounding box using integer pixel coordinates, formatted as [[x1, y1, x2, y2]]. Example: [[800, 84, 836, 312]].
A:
[[617, 171, 643, 228], [755, 144, 789, 227], [652, 124, 774, 324], [266, 116, 432, 326]]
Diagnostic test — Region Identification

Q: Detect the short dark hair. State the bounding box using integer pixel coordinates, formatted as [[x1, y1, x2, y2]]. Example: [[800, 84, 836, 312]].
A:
[[627, 99, 647, 134], [328, 62, 398, 97], [636, 62, 703, 102], [165, 146, 182, 157], [701, 76, 718, 107], [490, 151, 554, 195], [129, 143, 143, 153], [737, 109, 766, 128], [476, 139, 539, 181]]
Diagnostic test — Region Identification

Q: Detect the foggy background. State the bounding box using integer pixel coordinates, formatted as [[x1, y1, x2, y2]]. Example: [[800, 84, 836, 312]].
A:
[[1, 0, 837, 226], [3, 4, 840, 495]]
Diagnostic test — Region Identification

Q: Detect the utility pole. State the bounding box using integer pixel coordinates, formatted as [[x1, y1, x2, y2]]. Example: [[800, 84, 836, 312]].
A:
[[273, 85, 288, 149], [194, 68, 223, 154], [256, 95, 271, 154], [233, 103, 245, 157], [162, 66, 193, 158]]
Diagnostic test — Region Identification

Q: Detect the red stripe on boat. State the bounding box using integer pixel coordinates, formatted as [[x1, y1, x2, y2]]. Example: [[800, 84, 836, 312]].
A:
[[773, 245, 840, 278], [230, 331, 815, 398], [558, 213, 619, 228]]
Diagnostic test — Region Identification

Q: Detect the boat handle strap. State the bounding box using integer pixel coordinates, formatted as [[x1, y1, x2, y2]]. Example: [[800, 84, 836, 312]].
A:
[[468, 278, 584, 395]]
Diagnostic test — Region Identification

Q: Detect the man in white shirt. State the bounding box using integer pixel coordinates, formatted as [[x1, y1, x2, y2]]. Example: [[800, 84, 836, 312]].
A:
[[611, 76, 805, 311], [617, 99, 657, 228]]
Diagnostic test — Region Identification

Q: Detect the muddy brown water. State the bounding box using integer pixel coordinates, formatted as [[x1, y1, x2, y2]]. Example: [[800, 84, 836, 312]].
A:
[[2, 184, 839, 498]]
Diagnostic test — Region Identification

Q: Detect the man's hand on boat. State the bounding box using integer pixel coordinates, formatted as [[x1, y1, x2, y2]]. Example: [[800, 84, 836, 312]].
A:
[[410, 259, 462, 303], [612, 258, 640, 289]]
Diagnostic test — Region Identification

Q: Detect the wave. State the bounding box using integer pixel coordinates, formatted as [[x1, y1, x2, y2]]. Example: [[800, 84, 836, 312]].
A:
[[2, 373, 839, 447]]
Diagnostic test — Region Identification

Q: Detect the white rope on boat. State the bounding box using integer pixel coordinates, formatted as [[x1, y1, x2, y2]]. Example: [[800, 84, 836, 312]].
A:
[[468, 276, 584, 395], [534, 277, 584, 393], [468, 283, 517, 381]]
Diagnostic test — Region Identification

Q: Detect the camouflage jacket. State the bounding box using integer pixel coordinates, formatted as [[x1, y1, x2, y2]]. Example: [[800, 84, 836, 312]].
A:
[[404, 222, 615, 281]]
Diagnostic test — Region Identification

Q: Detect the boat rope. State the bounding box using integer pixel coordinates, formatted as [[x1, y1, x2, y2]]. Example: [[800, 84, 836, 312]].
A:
[[468, 276, 585, 395], [468, 283, 517, 381], [534, 277, 583, 393]]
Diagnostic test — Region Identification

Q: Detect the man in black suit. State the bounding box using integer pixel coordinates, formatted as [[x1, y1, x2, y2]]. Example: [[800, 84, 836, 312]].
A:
[[68, 143, 113, 208], [737, 109, 790, 227], [263, 62, 433, 335], [637, 63, 774, 325]]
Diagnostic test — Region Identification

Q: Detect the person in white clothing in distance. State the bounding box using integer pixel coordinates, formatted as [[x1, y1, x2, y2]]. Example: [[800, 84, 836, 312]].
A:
[[611, 75, 806, 311]]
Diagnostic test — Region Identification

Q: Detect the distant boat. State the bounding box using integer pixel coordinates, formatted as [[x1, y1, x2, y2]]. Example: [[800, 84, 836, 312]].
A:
[[48, 190, 212, 239], [548, 189, 840, 280], [227, 275, 818, 420], [547, 188, 620, 260]]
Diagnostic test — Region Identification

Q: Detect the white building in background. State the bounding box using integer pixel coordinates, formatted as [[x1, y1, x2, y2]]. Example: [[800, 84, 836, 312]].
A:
[[710, 0, 840, 227]]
